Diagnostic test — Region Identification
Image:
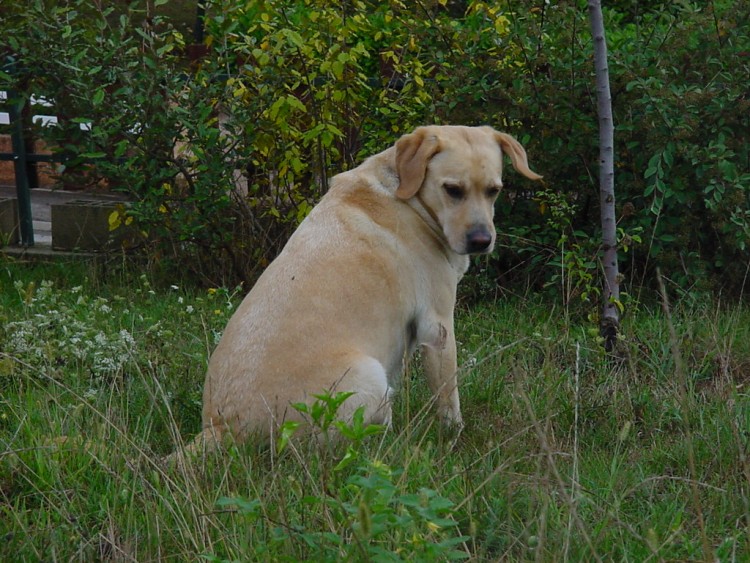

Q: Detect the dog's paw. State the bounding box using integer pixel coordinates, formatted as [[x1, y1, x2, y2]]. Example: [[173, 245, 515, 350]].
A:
[[438, 414, 464, 450], [439, 410, 464, 431]]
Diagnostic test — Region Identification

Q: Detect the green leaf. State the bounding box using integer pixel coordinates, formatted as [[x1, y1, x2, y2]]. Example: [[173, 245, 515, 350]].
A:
[[285, 95, 307, 113], [291, 401, 309, 414], [331, 60, 344, 79], [277, 420, 301, 453], [283, 29, 304, 48], [114, 140, 128, 158], [646, 153, 661, 170], [215, 496, 261, 517], [326, 123, 344, 137], [662, 148, 673, 168], [92, 89, 105, 106], [333, 445, 358, 471]]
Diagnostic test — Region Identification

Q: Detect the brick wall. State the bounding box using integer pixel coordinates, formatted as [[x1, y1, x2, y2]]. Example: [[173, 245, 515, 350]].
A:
[[0, 134, 59, 188]]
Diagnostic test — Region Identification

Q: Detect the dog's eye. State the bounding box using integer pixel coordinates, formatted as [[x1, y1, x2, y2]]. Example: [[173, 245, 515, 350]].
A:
[[486, 186, 501, 198], [444, 184, 464, 200]]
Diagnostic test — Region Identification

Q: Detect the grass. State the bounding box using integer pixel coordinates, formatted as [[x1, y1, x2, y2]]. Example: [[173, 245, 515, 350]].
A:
[[1, 259, 749, 561]]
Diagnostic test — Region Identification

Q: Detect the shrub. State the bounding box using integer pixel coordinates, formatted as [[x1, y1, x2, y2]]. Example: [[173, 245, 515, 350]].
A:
[[2, 0, 748, 296], [1, 0, 533, 287], [490, 0, 750, 296], [613, 1, 750, 292]]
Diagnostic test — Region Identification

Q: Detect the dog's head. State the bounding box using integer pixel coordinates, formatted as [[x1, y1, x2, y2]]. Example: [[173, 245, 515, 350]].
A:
[[395, 125, 542, 255]]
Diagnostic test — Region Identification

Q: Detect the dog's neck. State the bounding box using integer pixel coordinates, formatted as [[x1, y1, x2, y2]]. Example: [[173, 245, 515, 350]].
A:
[[358, 146, 469, 275], [407, 194, 470, 275]]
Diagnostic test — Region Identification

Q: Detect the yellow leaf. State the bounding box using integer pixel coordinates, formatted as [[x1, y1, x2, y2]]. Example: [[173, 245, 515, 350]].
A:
[[108, 210, 122, 231], [614, 298, 625, 314], [233, 83, 247, 98], [494, 15, 510, 35]]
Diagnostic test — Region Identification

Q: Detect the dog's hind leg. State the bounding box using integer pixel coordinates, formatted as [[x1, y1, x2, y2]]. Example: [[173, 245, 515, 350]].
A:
[[335, 355, 393, 428]]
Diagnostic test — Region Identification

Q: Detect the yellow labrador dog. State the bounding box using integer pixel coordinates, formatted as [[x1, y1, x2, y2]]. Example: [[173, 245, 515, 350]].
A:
[[182, 125, 541, 454]]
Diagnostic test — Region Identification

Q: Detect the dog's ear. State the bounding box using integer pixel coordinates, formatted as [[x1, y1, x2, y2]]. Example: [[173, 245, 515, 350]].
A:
[[492, 130, 543, 181], [395, 128, 441, 199]]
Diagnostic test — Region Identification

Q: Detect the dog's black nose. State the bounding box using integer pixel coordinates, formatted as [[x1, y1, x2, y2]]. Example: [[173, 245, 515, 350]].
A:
[[466, 227, 493, 253]]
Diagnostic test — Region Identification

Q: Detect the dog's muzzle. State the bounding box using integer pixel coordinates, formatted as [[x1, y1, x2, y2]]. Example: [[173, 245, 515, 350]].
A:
[[465, 226, 493, 254]]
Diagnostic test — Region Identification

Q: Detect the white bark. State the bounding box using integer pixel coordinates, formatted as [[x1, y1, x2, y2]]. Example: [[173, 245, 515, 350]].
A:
[[588, 0, 620, 350]]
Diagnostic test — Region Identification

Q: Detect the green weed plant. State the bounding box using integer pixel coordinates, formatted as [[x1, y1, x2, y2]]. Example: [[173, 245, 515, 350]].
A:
[[1, 263, 749, 560]]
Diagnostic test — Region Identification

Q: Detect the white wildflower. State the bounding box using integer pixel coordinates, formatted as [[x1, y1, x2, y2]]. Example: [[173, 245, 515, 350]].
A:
[[212, 329, 223, 346], [119, 329, 136, 348]]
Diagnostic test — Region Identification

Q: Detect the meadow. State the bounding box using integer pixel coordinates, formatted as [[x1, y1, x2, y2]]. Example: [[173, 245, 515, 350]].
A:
[[1, 260, 749, 561]]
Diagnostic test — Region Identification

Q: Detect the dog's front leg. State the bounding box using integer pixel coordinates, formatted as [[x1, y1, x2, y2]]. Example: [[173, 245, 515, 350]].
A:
[[420, 320, 463, 428]]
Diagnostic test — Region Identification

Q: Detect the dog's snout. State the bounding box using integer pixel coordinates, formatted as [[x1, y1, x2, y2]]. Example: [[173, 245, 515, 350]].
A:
[[465, 226, 493, 253]]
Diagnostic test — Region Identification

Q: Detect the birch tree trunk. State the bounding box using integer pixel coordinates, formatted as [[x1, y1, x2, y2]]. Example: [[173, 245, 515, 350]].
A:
[[588, 0, 620, 352]]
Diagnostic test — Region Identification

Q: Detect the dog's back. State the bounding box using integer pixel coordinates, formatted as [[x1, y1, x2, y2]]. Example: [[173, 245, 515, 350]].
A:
[[199, 149, 448, 444]]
